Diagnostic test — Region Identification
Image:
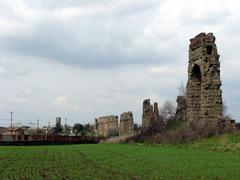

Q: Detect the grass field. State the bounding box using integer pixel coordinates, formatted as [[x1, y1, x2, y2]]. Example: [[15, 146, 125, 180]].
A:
[[1, 132, 240, 179]]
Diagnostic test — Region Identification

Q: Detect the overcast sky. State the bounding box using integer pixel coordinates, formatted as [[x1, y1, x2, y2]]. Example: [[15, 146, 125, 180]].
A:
[[0, 0, 240, 127]]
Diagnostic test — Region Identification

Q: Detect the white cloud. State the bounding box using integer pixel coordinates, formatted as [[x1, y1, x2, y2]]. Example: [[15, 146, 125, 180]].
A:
[[145, 66, 185, 75], [55, 96, 68, 105]]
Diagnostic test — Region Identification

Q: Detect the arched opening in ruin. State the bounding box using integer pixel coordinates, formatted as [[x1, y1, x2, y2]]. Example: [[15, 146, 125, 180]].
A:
[[206, 45, 213, 55], [191, 64, 201, 81], [189, 64, 202, 122]]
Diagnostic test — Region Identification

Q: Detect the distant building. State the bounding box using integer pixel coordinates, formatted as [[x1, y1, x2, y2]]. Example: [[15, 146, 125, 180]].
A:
[[4, 127, 25, 136], [27, 128, 50, 136], [0, 127, 7, 135], [2, 127, 26, 141], [56, 117, 61, 126]]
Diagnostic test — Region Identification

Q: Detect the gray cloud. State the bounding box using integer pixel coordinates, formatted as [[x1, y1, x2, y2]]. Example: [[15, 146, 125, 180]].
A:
[[0, 0, 181, 68], [0, 0, 240, 125]]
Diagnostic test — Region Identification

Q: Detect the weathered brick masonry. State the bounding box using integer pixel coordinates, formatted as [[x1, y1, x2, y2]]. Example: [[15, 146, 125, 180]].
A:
[[186, 32, 223, 128], [119, 112, 134, 136]]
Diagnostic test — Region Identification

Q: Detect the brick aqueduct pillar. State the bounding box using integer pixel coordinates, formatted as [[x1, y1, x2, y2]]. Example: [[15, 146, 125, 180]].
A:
[[186, 33, 223, 129]]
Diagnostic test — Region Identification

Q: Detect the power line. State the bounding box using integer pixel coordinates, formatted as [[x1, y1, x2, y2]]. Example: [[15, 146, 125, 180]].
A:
[[29, 119, 41, 128], [10, 112, 13, 133]]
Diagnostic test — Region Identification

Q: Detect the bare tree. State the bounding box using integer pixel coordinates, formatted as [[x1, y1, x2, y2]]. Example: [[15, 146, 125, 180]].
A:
[[178, 82, 187, 97], [160, 101, 176, 127]]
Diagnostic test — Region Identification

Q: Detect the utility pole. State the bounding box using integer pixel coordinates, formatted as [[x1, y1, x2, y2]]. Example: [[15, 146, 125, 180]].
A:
[[65, 118, 67, 126], [10, 112, 13, 133], [48, 121, 50, 128], [37, 119, 39, 129]]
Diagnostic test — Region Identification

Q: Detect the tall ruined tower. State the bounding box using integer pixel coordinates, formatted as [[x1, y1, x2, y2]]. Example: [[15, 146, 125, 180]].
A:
[[142, 99, 153, 128], [186, 32, 222, 129]]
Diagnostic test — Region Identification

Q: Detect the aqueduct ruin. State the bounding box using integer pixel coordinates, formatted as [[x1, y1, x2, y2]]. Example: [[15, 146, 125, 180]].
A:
[[186, 32, 223, 128]]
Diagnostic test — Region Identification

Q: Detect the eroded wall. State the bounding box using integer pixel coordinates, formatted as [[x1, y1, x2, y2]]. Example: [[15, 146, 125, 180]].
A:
[[119, 112, 134, 136], [95, 115, 119, 137], [186, 32, 223, 128]]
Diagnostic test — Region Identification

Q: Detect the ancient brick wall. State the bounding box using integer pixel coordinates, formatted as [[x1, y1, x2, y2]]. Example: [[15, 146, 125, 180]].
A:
[[119, 112, 134, 136], [95, 115, 119, 137], [186, 32, 223, 128], [142, 99, 164, 130], [142, 99, 153, 128], [176, 96, 187, 122]]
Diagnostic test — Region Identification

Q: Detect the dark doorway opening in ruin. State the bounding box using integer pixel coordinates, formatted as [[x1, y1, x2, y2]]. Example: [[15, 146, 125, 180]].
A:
[[191, 64, 201, 81], [206, 46, 213, 55], [189, 64, 202, 123]]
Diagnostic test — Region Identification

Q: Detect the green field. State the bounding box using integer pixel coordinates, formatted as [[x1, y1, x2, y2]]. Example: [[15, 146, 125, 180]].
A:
[[1, 132, 240, 179]]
